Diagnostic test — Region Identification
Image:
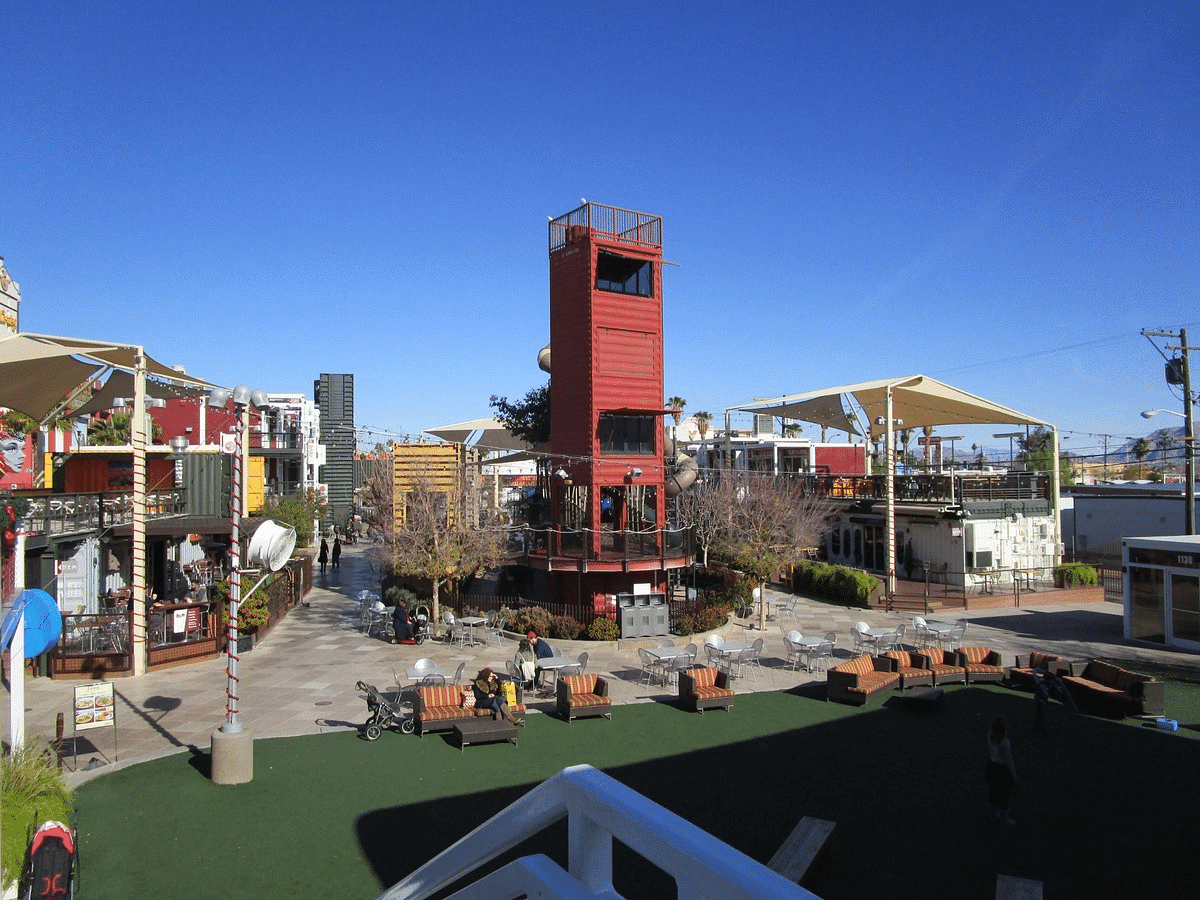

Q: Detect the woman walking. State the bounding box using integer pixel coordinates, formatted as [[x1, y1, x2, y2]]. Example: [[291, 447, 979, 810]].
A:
[[984, 715, 1017, 825], [318, 538, 329, 574]]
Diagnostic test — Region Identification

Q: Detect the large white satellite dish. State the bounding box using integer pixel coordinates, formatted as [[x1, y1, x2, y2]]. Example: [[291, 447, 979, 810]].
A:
[[247, 520, 297, 572]]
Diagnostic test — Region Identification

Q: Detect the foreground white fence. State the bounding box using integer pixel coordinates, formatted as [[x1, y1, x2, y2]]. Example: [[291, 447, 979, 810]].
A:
[[378, 764, 818, 900]]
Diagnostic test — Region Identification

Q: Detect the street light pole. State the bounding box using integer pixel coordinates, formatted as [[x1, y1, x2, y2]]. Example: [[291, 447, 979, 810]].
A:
[[1142, 400, 1195, 536], [209, 384, 267, 784], [1183, 327, 1195, 536]]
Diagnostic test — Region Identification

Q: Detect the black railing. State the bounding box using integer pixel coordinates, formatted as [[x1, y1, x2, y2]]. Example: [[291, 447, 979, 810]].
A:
[[18, 489, 188, 535]]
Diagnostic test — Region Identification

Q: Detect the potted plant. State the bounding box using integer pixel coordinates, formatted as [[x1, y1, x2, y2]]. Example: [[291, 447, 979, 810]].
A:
[[235, 593, 270, 652]]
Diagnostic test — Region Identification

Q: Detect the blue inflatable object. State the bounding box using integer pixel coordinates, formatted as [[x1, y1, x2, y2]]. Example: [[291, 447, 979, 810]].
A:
[[0, 589, 62, 657]]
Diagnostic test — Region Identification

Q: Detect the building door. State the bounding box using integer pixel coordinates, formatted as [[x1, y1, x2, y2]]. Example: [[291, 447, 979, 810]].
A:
[[1129, 566, 1165, 644], [1170, 573, 1200, 648]]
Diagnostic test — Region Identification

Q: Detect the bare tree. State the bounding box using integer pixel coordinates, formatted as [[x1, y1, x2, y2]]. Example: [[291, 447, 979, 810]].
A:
[[362, 455, 505, 634], [674, 470, 735, 567], [684, 472, 832, 630]]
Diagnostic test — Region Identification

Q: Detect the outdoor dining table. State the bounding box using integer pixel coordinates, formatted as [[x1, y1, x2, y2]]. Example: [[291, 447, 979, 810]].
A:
[[405, 666, 448, 684], [645, 646, 691, 662], [458, 615, 486, 646], [921, 621, 955, 648], [535, 655, 579, 692]]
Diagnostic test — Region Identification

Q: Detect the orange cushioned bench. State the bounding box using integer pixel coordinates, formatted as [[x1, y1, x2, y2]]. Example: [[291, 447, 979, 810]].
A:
[[880, 650, 934, 689], [954, 646, 1006, 684], [1062, 659, 1164, 718], [826, 655, 900, 705], [556, 673, 612, 722], [913, 648, 967, 686], [678, 666, 735, 713], [1008, 651, 1065, 690], [416, 684, 525, 736]]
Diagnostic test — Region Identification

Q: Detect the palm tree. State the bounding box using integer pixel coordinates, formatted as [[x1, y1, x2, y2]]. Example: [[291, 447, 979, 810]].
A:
[[1133, 436, 1152, 479], [666, 397, 686, 425], [922, 425, 934, 472], [694, 411, 712, 440], [667, 396, 686, 456], [1154, 430, 1177, 477]]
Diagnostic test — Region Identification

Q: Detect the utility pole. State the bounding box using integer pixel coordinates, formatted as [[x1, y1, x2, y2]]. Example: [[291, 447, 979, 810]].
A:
[[1143, 328, 1196, 535]]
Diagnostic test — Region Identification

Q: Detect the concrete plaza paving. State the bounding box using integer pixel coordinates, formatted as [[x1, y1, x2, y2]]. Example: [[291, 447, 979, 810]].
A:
[[4, 543, 1196, 787]]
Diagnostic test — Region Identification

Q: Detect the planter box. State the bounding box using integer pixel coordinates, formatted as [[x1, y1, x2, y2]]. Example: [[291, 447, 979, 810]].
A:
[[235, 633, 256, 653]]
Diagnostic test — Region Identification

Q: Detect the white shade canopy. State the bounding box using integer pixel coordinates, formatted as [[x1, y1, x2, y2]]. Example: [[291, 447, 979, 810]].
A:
[[731, 374, 1051, 439]]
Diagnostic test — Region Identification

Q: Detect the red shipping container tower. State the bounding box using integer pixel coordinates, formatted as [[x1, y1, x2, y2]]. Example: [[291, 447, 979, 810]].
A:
[[542, 202, 688, 603]]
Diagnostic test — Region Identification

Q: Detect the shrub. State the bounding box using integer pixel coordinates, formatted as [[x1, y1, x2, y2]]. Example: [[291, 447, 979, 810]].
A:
[[587, 617, 620, 641], [549, 615, 585, 641], [676, 600, 735, 635], [1055, 562, 1099, 588], [2, 745, 73, 891], [794, 560, 880, 608], [507, 605, 553, 638]]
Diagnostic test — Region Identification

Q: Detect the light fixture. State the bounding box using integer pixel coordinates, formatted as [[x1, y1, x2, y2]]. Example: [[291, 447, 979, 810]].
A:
[[628, 467, 643, 478], [169, 435, 189, 457], [1142, 408, 1185, 419], [113, 396, 166, 410]]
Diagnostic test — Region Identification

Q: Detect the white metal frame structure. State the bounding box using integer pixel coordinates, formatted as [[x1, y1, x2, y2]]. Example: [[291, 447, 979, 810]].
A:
[[378, 764, 817, 900]]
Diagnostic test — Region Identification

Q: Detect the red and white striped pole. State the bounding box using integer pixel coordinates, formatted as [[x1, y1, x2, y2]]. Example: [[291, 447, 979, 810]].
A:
[[223, 399, 244, 732]]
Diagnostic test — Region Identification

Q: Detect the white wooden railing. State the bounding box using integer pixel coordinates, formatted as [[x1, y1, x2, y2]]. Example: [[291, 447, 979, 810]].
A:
[[377, 764, 817, 900]]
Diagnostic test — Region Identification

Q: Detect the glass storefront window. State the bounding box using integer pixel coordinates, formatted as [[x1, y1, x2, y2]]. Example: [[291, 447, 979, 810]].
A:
[[1129, 566, 1165, 643], [1171, 573, 1200, 645]]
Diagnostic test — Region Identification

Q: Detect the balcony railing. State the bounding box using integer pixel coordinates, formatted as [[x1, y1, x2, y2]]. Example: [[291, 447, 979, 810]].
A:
[[17, 490, 189, 535], [506, 525, 692, 566], [780, 472, 1053, 504]]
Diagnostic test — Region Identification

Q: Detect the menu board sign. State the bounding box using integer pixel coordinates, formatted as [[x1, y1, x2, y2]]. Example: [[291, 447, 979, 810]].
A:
[[73, 682, 115, 731]]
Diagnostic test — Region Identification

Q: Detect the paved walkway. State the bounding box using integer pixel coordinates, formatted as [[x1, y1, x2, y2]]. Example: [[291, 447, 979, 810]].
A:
[[4, 544, 1196, 787]]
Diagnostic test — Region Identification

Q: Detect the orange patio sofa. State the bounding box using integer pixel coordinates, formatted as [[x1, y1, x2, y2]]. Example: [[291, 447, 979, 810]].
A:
[[880, 650, 934, 689], [678, 666, 735, 713], [953, 647, 1006, 684], [913, 648, 967, 686], [1062, 659, 1164, 718], [556, 673, 613, 722], [415, 683, 525, 736], [1008, 651, 1066, 690], [826, 655, 900, 705]]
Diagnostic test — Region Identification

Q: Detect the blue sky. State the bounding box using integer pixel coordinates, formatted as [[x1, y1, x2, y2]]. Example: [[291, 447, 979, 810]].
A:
[[4, 1, 1197, 464]]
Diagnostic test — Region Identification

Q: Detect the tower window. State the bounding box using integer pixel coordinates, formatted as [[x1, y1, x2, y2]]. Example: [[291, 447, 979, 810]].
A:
[[596, 252, 653, 297], [599, 414, 655, 454]]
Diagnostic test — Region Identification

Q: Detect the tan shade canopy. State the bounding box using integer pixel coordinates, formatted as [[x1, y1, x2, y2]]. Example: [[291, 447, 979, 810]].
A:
[[73, 370, 209, 416], [732, 374, 1051, 438], [423, 417, 534, 452], [0, 332, 218, 424]]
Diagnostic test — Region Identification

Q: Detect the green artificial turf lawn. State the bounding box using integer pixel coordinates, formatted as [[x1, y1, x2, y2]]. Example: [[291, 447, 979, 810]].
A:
[[75, 681, 1200, 900]]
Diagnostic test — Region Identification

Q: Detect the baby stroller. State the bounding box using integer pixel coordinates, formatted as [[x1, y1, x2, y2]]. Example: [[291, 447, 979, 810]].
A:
[[356, 680, 415, 739], [392, 610, 428, 645], [21, 817, 79, 899]]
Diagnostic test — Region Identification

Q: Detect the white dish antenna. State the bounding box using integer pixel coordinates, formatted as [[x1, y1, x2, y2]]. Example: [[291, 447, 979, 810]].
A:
[[247, 520, 297, 572]]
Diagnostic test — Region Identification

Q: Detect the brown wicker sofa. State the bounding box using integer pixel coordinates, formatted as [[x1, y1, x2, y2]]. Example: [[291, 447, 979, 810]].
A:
[[556, 673, 612, 722], [1062, 659, 1164, 717], [678, 666, 735, 713], [953, 647, 1006, 684], [415, 683, 526, 736], [1008, 651, 1066, 689], [826, 655, 901, 705], [913, 648, 967, 686], [880, 650, 934, 689]]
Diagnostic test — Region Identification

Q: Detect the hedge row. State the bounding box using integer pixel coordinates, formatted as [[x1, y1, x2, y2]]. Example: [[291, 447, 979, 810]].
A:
[[792, 561, 881, 608]]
